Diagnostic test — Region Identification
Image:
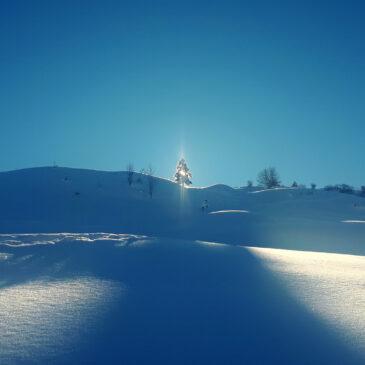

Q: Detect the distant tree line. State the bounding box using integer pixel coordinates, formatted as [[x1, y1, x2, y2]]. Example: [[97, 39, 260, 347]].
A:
[[125, 159, 365, 200], [323, 184, 365, 198], [243, 166, 364, 198]]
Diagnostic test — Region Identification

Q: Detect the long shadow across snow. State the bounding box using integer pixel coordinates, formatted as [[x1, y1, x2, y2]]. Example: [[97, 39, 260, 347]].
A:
[[0, 237, 363, 365], [166, 212, 365, 256]]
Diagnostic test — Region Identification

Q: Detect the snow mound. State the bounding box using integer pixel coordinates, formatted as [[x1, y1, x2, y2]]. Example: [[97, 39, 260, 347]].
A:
[[203, 183, 235, 191]]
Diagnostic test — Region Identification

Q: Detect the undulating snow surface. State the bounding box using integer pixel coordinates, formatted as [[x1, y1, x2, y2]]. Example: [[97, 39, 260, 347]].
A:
[[0, 234, 364, 364], [0, 168, 364, 364], [0, 167, 364, 255]]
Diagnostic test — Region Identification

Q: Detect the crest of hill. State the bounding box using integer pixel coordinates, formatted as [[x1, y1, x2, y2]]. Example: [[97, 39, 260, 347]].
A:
[[202, 183, 235, 192], [0, 166, 364, 255]]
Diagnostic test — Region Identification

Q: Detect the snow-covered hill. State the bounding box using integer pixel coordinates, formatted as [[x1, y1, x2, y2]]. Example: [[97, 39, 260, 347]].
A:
[[0, 167, 364, 255], [1, 167, 364, 364], [0, 234, 364, 364]]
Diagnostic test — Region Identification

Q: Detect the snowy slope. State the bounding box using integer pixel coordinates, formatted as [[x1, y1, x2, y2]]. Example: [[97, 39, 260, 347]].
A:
[[0, 168, 365, 364], [0, 234, 364, 364], [0, 167, 364, 255]]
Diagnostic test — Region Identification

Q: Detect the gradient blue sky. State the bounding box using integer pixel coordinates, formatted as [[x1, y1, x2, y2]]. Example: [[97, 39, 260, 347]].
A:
[[1, 0, 364, 187]]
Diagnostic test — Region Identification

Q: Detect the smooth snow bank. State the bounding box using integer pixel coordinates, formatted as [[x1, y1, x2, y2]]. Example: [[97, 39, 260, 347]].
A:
[[209, 209, 249, 214], [248, 247, 365, 356], [0, 234, 363, 364], [249, 187, 296, 193], [342, 220, 365, 224]]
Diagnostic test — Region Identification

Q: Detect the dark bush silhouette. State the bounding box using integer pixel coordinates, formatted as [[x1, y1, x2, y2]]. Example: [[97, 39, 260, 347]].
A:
[[127, 163, 134, 186], [324, 184, 354, 194], [257, 167, 280, 189], [146, 165, 155, 198]]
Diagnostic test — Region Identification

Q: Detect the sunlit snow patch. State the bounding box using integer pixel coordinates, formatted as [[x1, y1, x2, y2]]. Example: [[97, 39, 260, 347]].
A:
[[0, 253, 13, 261], [0, 277, 123, 364], [196, 240, 228, 248], [249, 187, 294, 193], [209, 210, 249, 215], [247, 246, 365, 355]]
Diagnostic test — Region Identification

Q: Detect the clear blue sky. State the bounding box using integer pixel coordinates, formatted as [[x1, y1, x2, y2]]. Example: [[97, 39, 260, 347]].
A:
[[1, 0, 364, 187]]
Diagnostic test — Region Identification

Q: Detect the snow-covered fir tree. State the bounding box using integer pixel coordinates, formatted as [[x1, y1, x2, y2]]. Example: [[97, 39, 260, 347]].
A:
[[174, 158, 192, 186]]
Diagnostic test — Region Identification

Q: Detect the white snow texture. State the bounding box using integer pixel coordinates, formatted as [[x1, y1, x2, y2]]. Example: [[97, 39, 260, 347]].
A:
[[0, 167, 364, 364]]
